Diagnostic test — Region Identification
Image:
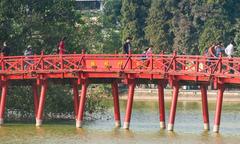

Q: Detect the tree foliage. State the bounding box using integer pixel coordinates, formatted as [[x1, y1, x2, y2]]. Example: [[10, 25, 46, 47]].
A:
[[145, 0, 174, 53], [121, 0, 150, 51], [0, 0, 110, 121], [0, 0, 81, 55], [121, 0, 240, 55]]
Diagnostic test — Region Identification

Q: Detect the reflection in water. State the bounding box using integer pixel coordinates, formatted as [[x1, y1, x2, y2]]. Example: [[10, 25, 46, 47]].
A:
[[75, 128, 87, 138], [0, 101, 240, 143], [214, 133, 223, 144], [35, 126, 46, 136], [111, 127, 121, 138], [167, 131, 177, 138], [123, 129, 135, 139], [167, 131, 178, 143], [200, 131, 211, 142]]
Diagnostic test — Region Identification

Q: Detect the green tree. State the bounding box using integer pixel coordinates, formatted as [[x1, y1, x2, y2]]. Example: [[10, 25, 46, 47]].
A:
[[0, 0, 81, 55], [198, 2, 233, 53], [101, 0, 122, 53], [121, 0, 150, 52], [145, 0, 174, 53]]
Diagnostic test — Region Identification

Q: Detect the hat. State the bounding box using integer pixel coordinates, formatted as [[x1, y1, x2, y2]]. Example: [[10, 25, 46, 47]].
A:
[[126, 37, 132, 41], [27, 45, 32, 48]]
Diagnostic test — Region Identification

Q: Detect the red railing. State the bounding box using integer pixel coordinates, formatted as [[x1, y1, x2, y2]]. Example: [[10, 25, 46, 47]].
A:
[[0, 53, 240, 83]]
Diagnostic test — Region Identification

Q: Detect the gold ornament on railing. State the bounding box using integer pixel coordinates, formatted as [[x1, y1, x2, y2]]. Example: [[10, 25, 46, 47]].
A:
[[104, 61, 112, 69], [90, 61, 97, 69], [117, 61, 123, 69]]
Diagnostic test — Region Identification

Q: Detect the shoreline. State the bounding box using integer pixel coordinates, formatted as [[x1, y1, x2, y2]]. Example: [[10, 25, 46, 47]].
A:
[[119, 88, 240, 102]]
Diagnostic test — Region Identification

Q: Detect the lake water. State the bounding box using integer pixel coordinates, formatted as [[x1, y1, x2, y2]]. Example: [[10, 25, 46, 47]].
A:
[[1, 101, 240, 144]]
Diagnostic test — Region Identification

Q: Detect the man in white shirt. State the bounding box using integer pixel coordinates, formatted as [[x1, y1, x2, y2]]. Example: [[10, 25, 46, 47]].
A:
[[225, 41, 235, 74], [225, 41, 234, 58]]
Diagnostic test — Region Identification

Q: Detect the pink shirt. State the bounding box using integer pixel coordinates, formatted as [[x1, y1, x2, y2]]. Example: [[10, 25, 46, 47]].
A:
[[146, 49, 152, 58], [58, 41, 65, 54]]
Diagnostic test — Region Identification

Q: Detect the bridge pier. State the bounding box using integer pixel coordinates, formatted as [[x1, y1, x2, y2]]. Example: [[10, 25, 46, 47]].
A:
[[32, 82, 39, 117], [167, 83, 179, 131], [123, 80, 135, 129], [213, 84, 225, 133], [158, 81, 166, 129], [0, 81, 8, 125], [36, 80, 48, 127], [111, 81, 121, 127], [76, 80, 88, 128], [200, 85, 210, 130], [72, 81, 79, 116]]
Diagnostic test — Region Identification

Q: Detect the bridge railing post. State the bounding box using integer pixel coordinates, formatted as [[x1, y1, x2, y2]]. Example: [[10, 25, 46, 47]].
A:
[[213, 84, 225, 133], [167, 81, 179, 131], [111, 80, 121, 127], [129, 50, 132, 70], [81, 49, 86, 69], [72, 80, 79, 116], [173, 51, 177, 71], [218, 53, 223, 74], [158, 80, 166, 129], [40, 50, 44, 70], [76, 79, 88, 128], [150, 53, 153, 70], [160, 51, 166, 72], [123, 79, 135, 129], [60, 51, 64, 71], [32, 82, 39, 117], [36, 79, 48, 127], [200, 84, 210, 130], [1, 53, 5, 71], [0, 80, 8, 125]]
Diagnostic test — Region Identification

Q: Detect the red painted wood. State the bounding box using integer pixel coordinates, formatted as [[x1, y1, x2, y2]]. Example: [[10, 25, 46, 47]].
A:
[[72, 81, 79, 116], [158, 81, 165, 125], [0, 81, 8, 120], [76, 80, 88, 122], [168, 83, 179, 125], [36, 80, 47, 121], [124, 80, 135, 125], [214, 85, 225, 126], [200, 85, 209, 125], [32, 82, 39, 117], [111, 81, 121, 123], [0, 54, 238, 84]]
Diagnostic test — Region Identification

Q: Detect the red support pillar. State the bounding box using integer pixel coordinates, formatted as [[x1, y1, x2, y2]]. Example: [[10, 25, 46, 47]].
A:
[[36, 80, 47, 127], [72, 81, 79, 117], [167, 82, 179, 131], [76, 80, 88, 128], [158, 81, 166, 129], [0, 81, 8, 125], [200, 84, 210, 130], [32, 82, 39, 117], [111, 80, 121, 127], [123, 80, 135, 129], [213, 84, 225, 133]]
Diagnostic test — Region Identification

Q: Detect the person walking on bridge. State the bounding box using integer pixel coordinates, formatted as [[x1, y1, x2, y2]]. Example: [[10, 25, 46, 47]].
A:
[[146, 45, 153, 59], [225, 40, 235, 73], [24, 45, 34, 70], [58, 37, 66, 55], [208, 43, 216, 57], [215, 42, 225, 57], [1, 41, 10, 56], [123, 37, 132, 54], [225, 40, 234, 58], [24, 45, 33, 56]]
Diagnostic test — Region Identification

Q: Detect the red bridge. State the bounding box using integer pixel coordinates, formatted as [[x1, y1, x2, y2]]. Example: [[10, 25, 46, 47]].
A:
[[0, 51, 239, 133]]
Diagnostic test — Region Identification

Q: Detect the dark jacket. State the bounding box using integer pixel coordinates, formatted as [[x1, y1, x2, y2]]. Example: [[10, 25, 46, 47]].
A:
[[1, 46, 10, 56], [123, 42, 131, 54]]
